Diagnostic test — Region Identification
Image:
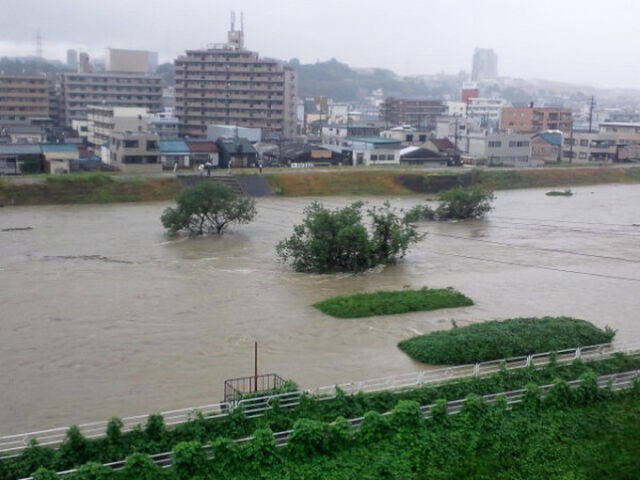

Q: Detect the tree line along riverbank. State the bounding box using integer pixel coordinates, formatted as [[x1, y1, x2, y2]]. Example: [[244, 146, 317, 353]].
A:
[[1, 166, 639, 206]]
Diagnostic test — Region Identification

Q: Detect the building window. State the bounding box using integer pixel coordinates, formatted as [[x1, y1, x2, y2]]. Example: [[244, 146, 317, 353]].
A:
[[579, 152, 587, 159], [146, 140, 158, 151], [371, 154, 378, 160], [406, 134, 413, 142], [580, 139, 588, 146], [123, 140, 139, 148], [488, 141, 502, 148], [418, 134, 426, 142]]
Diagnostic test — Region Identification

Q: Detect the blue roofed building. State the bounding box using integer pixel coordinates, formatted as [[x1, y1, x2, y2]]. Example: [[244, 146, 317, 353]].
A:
[[41, 143, 79, 174], [531, 130, 563, 164], [159, 139, 190, 169]]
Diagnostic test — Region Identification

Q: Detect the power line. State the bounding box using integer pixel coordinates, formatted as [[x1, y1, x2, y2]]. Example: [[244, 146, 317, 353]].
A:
[[431, 250, 640, 283], [428, 232, 640, 264]]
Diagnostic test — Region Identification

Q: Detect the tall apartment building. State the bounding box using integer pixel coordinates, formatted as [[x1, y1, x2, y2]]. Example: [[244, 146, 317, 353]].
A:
[[60, 72, 162, 127], [471, 48, 498, 81], [500, 106, 572, 133], [379, 98, 445, 129], [174, 21, 298, 139], [0, 74, 50, 124]]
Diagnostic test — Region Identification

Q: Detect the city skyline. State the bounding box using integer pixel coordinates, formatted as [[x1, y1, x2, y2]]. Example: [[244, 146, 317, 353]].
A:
[[1, 0, 639, 90]]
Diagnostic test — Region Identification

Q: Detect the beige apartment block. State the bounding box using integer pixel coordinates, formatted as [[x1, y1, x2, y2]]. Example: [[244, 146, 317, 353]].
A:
[[0, 74, 50, 124], [174, 27, 298, 139], [87, 105, 149, 147], [61, 72, 162, 127], [108, 131, 161, 173]]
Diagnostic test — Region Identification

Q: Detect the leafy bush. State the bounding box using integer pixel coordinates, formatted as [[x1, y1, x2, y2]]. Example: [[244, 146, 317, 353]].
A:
[[161, 181, 257, 235], [546, 189, 573, 196], [398, 316, 616, 365], [436, 185, 495, 219], [313, 287, 473, 318], [44, 173, 113, 186], [276, 201, 421, 273]]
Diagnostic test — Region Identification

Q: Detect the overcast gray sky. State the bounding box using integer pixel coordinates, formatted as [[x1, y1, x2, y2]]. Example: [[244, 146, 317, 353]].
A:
[[1, 0, 638, 89]]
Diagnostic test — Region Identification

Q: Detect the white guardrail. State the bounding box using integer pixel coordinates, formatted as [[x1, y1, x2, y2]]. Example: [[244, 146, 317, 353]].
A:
[[2, 341, 640, 455], [16, 368, 640, 480]]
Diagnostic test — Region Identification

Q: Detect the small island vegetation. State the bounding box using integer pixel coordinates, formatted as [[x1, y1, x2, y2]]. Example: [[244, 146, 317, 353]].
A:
[[546, 188, 574, 196], [276, 201, 421, 273], [313, 287, 473, 318], [398, 316, 616, 365], [405, 185, 495, 222], [161, 182, 257, 235]]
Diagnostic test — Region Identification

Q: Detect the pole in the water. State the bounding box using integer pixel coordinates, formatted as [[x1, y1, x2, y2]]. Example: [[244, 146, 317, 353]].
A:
[[254, 341, 258, 393]]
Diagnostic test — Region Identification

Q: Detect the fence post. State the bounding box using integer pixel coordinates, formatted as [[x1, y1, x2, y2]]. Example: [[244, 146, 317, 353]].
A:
[[473, 364, 480, 377], [575, 347, 581, 359], [526, 355, 532, 367]]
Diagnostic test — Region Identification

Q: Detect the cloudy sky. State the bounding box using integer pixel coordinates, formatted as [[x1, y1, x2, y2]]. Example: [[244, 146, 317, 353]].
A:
[[1, 0, 638, 89]]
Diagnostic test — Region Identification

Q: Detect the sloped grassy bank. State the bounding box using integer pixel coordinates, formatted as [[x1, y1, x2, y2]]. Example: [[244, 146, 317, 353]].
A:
[[313, 288, 473, 318], [0, 173, 180, 206], [2, 352, 638, 480], [398, 316, 616, 365]]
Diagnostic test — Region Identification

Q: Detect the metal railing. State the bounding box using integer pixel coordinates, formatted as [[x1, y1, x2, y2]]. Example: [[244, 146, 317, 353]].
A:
[[2, 341, 639, 455], [16, 368, 640, 480]]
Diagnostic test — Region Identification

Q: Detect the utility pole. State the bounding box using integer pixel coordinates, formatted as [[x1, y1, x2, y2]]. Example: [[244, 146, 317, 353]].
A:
[[588, 96, 595, 133], [254, 341, 258, 393], [568, 126, 574, 164]]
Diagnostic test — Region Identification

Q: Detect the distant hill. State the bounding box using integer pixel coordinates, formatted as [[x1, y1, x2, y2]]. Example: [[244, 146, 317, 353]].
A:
[[0, 56, 68, 75], [287, 58, 456, 101]]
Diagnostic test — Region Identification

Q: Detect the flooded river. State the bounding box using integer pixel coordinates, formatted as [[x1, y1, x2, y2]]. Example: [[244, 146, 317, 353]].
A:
[[1, 184, 640, 434]]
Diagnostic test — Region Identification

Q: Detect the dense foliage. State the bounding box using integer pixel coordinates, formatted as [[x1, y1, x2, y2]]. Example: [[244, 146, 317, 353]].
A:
[[276, 201, 421, 273], [313, 287, 473, 318], [435, 185, 495, 220], [16, 380, 640, 480], [161, 182, 257, 235], [3, 353, 639, 480], [398, 316, 616, 365]]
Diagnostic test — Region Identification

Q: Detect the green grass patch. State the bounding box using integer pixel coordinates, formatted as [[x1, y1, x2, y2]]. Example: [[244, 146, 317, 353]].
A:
[[313, 288, 473, 318], [398, 316, 616, 365]]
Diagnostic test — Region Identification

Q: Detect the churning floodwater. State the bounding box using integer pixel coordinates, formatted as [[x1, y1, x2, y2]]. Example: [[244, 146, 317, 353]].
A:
[[1, 184, 640, 434]]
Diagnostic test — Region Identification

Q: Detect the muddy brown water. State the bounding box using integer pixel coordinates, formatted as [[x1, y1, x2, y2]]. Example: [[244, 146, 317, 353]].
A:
[[1, 184, 640, 434]]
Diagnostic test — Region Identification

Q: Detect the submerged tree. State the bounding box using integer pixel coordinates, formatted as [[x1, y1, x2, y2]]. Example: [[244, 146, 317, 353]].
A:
[[276, 201, 421, 273], [436, 185, 495, 220], [161, 182, 257, 235]]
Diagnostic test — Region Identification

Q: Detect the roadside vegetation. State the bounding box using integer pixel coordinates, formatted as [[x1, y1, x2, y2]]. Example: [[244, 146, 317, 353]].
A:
[[276, 201, 421, 273], [161, 182, 256, 235], [313, 287, 473, 318], [398, 316, 616, 365], [2, 352, 639, 480]]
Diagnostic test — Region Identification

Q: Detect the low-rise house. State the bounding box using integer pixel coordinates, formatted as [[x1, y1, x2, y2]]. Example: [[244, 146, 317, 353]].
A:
[[186, 140, 219, 167], [1, 125, 46, 144], [41, 143, 79, 174], [0, 144, 43, 174], [159, 139, 190, 169], [108, 131, 161, 173], [531, 131, 562, 164], [321, 124, 381, 145], [380, 125, 429, 145], [215, 137, 258, 168], [462, 131, 532, 167], [399, 146, 447, 166]]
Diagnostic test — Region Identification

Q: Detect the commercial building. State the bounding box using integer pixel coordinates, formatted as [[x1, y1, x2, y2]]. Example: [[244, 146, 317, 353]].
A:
[[379, 97, 445, 129], [86, 105, 149, 147], [321, 124, 380, 145], [60, 72, 162, 127], [466, 97, 509, 126], [345, 137, 402, 166], [215, 137, 258, 168], [561, 123, 640, 163], [380, 125, 429, 145], [149, 112, 180, 140], [500, 106, 572, 133], [0, 144, 43, 175], [462, 131, 532, 167], [207, 124, 261, 143], [174, 20, 298, 139], [471, 48, 498, 81], [0, 74, 50, 125], [66, 49, 78, 71]]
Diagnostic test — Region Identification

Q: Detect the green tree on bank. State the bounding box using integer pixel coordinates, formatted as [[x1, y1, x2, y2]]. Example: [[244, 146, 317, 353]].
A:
[[276, 202, 421, 273], [405, 185, 495, 222], [161, 182, 257, 235]]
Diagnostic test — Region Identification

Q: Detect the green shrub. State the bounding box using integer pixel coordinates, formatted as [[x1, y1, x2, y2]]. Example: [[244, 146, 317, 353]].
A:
[[313, 287, 473, 318], [436, 185, 495, 219], [44, 173, 113, 186], [398, 316, 615, 365], [287, 419, 329, 458], [172, 441, 208, 480]]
